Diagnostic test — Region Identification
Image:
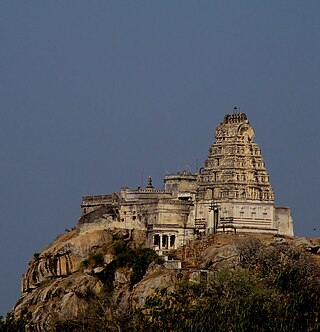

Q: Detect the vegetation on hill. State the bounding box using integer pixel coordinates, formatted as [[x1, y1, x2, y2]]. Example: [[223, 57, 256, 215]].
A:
[[53, 238, 320, 331], [133, 238, 320, 332], [6, 235, 320, 331]]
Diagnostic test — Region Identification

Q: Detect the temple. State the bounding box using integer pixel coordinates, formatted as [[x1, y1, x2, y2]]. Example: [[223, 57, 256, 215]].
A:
[[78, 111, 294, 253]]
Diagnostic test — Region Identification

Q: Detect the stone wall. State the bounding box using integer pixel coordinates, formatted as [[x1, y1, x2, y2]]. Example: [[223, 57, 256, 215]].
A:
[[275, 207, 294, 236], [164, 172, 198, 194]]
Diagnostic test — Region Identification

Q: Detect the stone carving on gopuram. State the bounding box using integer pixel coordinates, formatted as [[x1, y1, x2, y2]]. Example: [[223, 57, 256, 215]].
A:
[[78, 109, 294, 254], [196, 109, 293, 236]]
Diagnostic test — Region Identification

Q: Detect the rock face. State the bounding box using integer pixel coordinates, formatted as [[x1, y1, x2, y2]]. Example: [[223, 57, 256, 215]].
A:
[[130, 264, 177, 309], [13, 228, 320, 331], [14, 229, 130, 330], [199, 244, 240, 270], [21, 230, 113, 292]]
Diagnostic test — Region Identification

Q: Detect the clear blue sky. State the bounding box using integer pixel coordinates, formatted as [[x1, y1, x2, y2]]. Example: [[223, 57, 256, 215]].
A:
[[0, 1, 319, 315]]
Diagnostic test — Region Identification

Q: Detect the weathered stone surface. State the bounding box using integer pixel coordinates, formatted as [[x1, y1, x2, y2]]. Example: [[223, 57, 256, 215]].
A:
[[130, 265, 176, 309], [93, 266, 104, 274], [14, 229, 118, 331], [21, 230, 113, 292], [114, 270, 129, 284], [60, 292, 88, 318], [104, 253, 115, 264], [21, 252, 80, 292], [292, 237, 315, 248], [15, 271, 104, 330], [293, 237, 320, 254], [199, 244, 240, 270]]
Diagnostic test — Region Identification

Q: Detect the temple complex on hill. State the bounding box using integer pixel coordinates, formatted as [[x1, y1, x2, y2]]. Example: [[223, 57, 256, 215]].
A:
[[78, 110, 293, 252]]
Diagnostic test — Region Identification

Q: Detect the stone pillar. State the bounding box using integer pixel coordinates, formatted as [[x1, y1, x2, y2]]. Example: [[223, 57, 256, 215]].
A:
[[207, 207, 214, 234], [161, 234, 168, 249]]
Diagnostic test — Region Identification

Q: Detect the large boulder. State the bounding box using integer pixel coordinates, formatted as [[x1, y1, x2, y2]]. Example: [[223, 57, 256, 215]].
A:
[[199, 244, 240, 270]]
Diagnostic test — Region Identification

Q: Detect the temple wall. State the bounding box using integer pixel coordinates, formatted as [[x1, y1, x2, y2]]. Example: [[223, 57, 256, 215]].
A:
[[275, 207, 294, 236], [164, 174, 198, 194], [220, 202, 275, 232], [220, 203, 274, 222], [123, 190, 172, 201]]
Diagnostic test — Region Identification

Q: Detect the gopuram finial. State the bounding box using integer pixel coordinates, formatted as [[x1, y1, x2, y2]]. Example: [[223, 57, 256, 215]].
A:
[[223, 107, 247, 124]]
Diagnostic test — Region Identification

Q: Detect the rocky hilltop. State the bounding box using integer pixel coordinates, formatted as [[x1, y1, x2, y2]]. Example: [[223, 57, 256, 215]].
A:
[[12, 226, 320, 331], [8, 113, 319, 331], [13, 228, 173, 330]]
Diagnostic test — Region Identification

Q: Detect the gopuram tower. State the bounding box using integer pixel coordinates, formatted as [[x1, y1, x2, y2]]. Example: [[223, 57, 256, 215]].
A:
[[196, 110, 293, 236]]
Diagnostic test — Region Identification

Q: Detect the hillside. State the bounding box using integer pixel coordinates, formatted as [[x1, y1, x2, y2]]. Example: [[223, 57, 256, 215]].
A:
[[7, 229, 320, 331]]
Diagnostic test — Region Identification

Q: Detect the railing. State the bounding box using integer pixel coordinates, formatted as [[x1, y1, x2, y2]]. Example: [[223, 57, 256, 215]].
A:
[[82, 194, 113, 201]]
